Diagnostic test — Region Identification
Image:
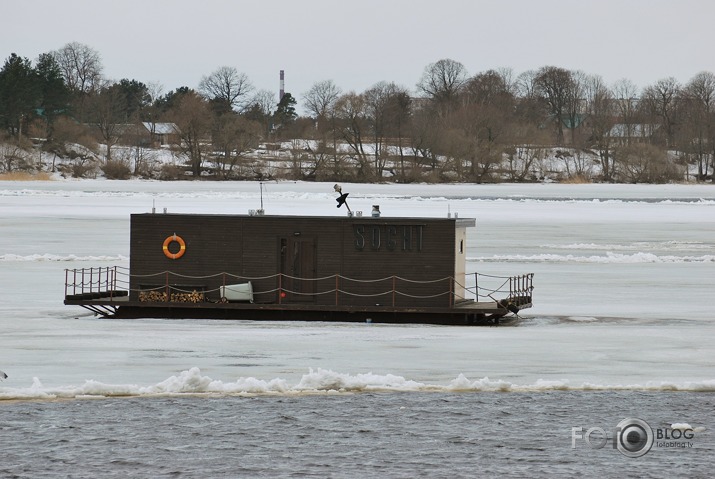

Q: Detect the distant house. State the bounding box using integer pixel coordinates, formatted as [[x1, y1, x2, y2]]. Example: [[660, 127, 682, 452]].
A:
[[112, 122, 181, 148], [142, 122, 181, 147], [608, 123, 660, 145], [561, 113, 591, 145]]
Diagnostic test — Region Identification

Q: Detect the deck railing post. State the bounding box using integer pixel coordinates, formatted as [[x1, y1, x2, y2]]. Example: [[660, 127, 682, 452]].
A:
[[474, 272, 479, 300], [392, 276, 396, 307], [516, 275, 520, 299], [449, 278, 453, 307], [165, 271, 170, 302], [335, 275, 339, 306], [526, 273, 534, 296], [278, 274, 282, 304]]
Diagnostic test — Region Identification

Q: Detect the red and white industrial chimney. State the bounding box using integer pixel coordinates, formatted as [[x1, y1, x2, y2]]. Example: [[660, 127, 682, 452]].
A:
[[279, 70, 285, 101]]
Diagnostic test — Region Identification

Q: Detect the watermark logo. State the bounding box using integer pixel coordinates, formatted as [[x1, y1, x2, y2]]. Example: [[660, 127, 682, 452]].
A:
[[572, 417, 694, 458], [614, 418, 654, 458]]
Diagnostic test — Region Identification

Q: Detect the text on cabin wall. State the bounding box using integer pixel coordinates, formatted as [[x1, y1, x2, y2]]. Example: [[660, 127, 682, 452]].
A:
[[353, 224, 424, 252]]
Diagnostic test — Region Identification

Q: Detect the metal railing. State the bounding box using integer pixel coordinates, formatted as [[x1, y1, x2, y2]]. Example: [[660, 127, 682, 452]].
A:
[[474, 272, 534, 303], [64, 267, 533, 308], [64, 266, 121, 299]]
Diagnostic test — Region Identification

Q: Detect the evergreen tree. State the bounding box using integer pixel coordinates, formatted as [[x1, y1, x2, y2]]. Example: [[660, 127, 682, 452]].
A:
[[154, 86, 194, 113], [35, 53, 70, 139], [114, 79, 151, 120], [0, 53, 39, 137], [274, 92, 297, 127]]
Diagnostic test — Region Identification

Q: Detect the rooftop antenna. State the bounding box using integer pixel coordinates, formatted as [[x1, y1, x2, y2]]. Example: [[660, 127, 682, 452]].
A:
[[257, 182, 265, 215], [248, 182, 266, 216]]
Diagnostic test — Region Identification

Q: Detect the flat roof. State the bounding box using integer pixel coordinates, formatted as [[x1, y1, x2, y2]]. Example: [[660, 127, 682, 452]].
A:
[[132, 212, 475, 226]]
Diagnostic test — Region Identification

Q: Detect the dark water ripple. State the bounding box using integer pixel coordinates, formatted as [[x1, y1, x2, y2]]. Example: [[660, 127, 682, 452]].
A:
[[1, 391, 712, 478]]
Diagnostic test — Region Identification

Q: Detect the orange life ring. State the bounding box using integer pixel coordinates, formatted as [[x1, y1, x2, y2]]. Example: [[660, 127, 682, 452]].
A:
[[162, 234, 186, 260]]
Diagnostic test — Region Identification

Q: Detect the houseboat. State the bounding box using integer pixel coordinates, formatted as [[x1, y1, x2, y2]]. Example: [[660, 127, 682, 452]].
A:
[[64, 196, 533, 325]]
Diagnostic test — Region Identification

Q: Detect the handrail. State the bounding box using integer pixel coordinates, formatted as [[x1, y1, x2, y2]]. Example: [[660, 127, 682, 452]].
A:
[[64, 267, 533, 307]]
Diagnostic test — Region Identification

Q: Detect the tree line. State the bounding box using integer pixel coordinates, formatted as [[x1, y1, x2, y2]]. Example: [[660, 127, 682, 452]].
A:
[[1, 42, 714, 183]]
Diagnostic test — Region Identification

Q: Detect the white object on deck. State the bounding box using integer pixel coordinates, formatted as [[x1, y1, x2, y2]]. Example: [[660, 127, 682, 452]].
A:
[[220, 282, 253, 302]]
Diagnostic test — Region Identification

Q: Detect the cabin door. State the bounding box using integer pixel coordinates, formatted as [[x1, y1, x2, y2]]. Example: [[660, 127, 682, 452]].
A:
[[279, 236, 316, 303]]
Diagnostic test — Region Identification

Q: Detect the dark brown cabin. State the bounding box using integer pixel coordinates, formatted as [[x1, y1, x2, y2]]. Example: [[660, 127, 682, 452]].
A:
[[130, 213, 472, 308]]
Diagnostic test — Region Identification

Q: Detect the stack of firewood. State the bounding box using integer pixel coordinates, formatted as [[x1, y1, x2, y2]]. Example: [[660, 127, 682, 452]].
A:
[[170, 290, 204, 303], [139, 290, 204, 303], [139, 291, 168, 302]]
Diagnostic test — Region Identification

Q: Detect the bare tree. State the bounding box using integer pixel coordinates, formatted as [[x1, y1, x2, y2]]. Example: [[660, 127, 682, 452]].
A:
[[516, 69, 539, 99], [169, 92, 212, 177], [640, 77, 681, 147], [458, 70, 517, 181], [52, 42, 103, 94], [507, 146, 544, 181], [87, 83, 128, 162], [534, 66, 574, 145], [464, 69, 514, 106], [515, 69, 549, 140], [364, 82, 393, 178], [682, 71, 715, 179], [242, 89, 275, 135], [212, 115, 262, 179], [384, 86, 412, 180], [302, 80, 343, 173], [583, 75, 617, 180], [495, 67, 518, 95], [303, 80, 342, 122], [334, 92, 371, 179], [416, 59, 468, 111], [52, 42, 103, 121], [612, 79, 640, 143], [302, 139, 337, 180], [199, 66, 253, 113], [563, 70, 588, 145], [250, 89, 277, 116], [410, 106, 444, 176]]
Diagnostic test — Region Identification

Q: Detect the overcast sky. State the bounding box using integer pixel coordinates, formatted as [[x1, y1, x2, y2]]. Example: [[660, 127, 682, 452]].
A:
[[3, 0, 714, 111]]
